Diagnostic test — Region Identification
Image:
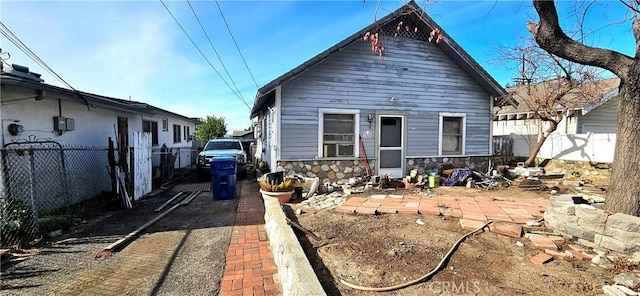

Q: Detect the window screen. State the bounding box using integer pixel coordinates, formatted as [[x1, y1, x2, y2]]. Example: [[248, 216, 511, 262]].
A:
[[323, 114, 355, 157]]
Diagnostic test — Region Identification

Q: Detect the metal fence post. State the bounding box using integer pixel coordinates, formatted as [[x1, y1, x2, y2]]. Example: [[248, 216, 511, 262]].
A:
[[28, 148, 38, 219]]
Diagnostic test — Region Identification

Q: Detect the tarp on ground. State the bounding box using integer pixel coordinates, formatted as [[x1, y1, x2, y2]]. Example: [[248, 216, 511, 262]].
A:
[[443, 169, 483, 186]]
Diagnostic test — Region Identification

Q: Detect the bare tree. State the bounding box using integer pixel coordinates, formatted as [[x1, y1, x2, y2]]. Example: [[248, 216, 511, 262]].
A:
[[496, 40, 604, 167], [528, 0, 640, 216]]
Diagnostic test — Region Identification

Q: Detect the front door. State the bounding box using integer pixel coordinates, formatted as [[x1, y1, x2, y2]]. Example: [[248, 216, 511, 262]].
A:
[[377, 115, 404, 177]]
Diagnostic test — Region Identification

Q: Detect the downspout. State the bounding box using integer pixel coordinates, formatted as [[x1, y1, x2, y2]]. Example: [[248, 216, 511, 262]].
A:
[[275, 86, 282, 164]]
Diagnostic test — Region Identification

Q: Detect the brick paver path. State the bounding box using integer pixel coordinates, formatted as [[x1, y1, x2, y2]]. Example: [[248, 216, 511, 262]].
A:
[[336, 194, 549, 223], [220, 181, 281, 296]]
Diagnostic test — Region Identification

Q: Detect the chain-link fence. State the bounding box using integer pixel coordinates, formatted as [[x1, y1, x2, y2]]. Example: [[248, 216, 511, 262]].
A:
[[153, 146, 198, 184], [1, 142, 112, 248]]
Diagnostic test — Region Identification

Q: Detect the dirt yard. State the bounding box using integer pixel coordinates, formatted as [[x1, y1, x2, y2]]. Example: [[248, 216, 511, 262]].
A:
[[290, 186, 614, 295]]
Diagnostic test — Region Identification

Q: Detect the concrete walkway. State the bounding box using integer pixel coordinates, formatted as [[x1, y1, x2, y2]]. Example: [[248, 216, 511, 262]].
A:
[[336, 194, 549, 224], [220, 180, 281, 296]]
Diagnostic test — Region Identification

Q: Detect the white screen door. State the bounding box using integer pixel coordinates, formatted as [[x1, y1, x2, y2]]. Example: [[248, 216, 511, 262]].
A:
[[377, 116, 403, 177]]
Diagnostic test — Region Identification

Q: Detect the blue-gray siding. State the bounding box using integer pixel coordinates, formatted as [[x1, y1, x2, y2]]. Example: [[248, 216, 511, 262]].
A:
[[577, 97, 618, 134], [279, 36, 491, 159]]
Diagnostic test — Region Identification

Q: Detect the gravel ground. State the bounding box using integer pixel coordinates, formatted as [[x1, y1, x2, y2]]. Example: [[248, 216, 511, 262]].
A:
[[1, 175, 238, 296]]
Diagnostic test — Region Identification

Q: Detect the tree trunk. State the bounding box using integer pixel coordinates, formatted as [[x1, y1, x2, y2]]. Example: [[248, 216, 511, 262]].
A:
[[524, 120, 558, 167], [529, 0, 640, 216], [605, 74, 640, 216]]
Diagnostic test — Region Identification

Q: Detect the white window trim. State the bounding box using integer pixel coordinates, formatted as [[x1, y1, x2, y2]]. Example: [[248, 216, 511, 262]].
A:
[[318, 108, 360, 158], [438, 112, 466, 156], [162, 118, 169, 131]]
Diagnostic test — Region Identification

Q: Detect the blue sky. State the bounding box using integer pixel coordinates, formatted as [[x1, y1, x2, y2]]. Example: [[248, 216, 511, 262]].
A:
[[1, 1, 635, 132]]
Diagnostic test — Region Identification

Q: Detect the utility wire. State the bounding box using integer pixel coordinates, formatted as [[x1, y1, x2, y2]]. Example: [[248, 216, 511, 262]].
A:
[[215, 0, 259, 89], [160, 0, 251, 110], [186, 0, 247, 106], [1, 21, 76, 90], [0, 21, 89, 106]]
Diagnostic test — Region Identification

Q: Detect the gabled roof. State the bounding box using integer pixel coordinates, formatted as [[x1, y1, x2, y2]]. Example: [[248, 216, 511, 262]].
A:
[[496, 77, 620, 116], [1, 64, 199, 123], [250, 0, 507, 118]]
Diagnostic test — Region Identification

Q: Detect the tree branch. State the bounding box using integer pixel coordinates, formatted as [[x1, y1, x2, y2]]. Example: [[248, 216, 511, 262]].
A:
[[529, 0, 635, 79], [634, 17, 640, 58]]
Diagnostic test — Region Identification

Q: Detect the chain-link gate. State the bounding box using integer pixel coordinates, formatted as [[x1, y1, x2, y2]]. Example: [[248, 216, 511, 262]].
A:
[[1, 141, 111, 248]]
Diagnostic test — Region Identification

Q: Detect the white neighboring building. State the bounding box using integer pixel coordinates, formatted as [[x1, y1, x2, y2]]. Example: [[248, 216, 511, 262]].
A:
[[1, 63, 199, 169], [493, 78, 619, 163]]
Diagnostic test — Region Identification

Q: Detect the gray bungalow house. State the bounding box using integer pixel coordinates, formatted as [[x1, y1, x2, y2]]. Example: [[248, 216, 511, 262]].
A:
[[250, 1, 509, 183]]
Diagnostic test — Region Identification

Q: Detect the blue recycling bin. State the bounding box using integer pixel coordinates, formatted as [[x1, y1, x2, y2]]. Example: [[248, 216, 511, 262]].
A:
[[210, 156, 237, 200]]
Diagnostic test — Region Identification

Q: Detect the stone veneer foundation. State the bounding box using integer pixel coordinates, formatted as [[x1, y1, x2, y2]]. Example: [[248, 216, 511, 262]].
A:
[[545, 195, 640, 254], [276, 156, 521, 184], [276, 159, 377, 185], [406, 156, 522, 176]]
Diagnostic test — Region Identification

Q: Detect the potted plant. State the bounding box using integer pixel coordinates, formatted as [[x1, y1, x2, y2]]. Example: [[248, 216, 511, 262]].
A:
[[259, 172, 295, 204]]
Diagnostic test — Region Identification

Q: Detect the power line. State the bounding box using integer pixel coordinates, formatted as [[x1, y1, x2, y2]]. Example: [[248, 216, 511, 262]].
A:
[[159, 0, 251, 110], [215, 0, 259, 89], [0, 21, 89, 106], [186, 0, 246, 104], [1, 21, 76, 90]]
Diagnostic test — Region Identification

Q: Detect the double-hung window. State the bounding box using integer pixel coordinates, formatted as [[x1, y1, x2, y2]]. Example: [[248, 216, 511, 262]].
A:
[[439, 113, 465, 155], [319, 109, 360, 157]]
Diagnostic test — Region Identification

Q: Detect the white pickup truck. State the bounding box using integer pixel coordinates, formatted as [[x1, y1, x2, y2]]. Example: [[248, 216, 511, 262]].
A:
[[196, 138, 247, 180]]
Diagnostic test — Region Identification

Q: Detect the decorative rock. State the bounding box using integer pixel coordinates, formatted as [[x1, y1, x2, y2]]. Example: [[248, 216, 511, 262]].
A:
[[603, 285, 629, 296], [311, 165, 321, 174], [564, 222, 597, 241], [628, 252, 640, 265], [549, 197, 576, 215], [613, 285, 639, 296], [607, 213, 640, 233], [595, 233, 640, 254], [614, 273, 640, 289], [575, 206, 608, 233], [584, 194, 605, 203], [604, 226, 640, 244], [591, 254, 613, 266]]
